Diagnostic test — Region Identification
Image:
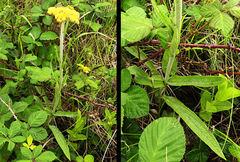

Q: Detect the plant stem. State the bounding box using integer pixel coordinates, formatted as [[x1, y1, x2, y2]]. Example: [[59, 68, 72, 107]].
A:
[[52, 22, 65, 113]]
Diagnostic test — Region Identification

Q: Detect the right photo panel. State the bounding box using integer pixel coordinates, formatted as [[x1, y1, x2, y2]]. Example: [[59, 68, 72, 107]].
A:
[[121, 0, 240, 161]]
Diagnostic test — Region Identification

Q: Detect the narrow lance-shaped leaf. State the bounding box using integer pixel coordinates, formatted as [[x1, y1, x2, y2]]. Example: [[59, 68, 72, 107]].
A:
[[163, 95, 226, 160], [49, 125, 71, 160], [151, 0, 173, 30], [167, 75, 226, 87]]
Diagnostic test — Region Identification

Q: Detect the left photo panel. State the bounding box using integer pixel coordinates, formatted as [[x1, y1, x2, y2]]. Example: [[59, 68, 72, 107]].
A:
[[0, 0, 117, 161]]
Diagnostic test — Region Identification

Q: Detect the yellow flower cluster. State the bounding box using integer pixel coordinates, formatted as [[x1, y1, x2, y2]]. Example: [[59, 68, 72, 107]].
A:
[[77, 64, 91, 74], [47, 6, 79, 24]]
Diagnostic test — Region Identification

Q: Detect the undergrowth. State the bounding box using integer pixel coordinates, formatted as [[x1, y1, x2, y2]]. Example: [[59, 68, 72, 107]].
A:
[[0, 0, 116, 161]]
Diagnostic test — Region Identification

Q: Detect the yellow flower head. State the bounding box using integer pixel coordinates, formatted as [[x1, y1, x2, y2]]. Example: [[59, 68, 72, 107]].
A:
[[77, 63, 91, 74], [47, 6, 79, 24]]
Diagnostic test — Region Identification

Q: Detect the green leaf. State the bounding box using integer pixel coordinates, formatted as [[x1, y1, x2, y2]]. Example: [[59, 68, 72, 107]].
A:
[[121, 0, 145, 11], [151, 0, 173, 30], [33, 145, 43, 158], [163, 95, 226, 160], [31, 5, 44, 17], [199, 91, 212, 122], [205, 100, 232, 112], [121, 7, 152, 43], [30, 26, 42, 40], [200, 4, 220, 17], [210, 12, 234, 36], [54, 111, 78, 118], [0, 136, 8, 146], [75, 80, 85, 90], [28, 110, 48, 127], [42, 15, 52, 25], [167, 75, 225, 87], [36, 151, 57, 162], [76, 156, 84, 162], [82, 20, 102, 32], [8, 140, 15, 152], [223, 0, 240, 10], [8, 120, 21, 138], [86, 79, 98, 89], [125, 6, 146, 17], [49, 125, 71, 160], [21, 147, 33, 159], [24, 54, 37, 62], [40, 31, 58, 40], [0, 54, 7, 60], [26, 66, 52, 82], [128, 65, 164, 88], [29, 127, 48, 141], [41, 0, 56, 10], [22, 36, 35, 44], [70, 134, 87, 141], [11, 136, 26, 143], [84, 154, 94, 162], [139, 117, 186, 161], [162, 49, 178, 75], [230, 6, 240, 18], [215, 86, 240, 101], [121, 69, 131, 92], [228, 144, 240, 161], [124, 85, 149, 118], [152, 5, 169, 27]]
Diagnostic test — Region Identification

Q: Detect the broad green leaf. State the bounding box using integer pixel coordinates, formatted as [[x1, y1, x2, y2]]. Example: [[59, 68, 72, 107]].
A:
[[223, 0, 240, 10], [200, 4, 221, 17], [21, 147, 33, 159], [230, 6, 240, 18], [163, 96, 226, 160], [210, 12, 234, 36], [128, 65, 164, 88], [0, 136, 8, 146], [70, 134, 87, 141], [205, 100, 232, 112], [228, 144, 240, 161], [33, 145, 43, 158], [186, 5, 202, 21], [30, 26, 42, 40], [124, 85, 149, 118], [76, 156, 84, 162], [215, 87, 240, 101], [0, 54, 7, 60], [151, 0, 173, 30], [42, 15, 52, 25], [122, 8, 152, 43], [139, 117, 186, 162], [24, 54, 37, 62], [31, 5, 44, 17], [126, 6, 146, 17], [167, 75, 225, 87], [40, 31, 58, 41], [8, 120, 21, 138], [152, 5, 169, 27], [121, 0, 145, 11], [8, 140, 15, 152], [49, 125, 71, 160], [11, 136, 26, 143], [84, 154, 94, 162], [121, 69, 131, 91], [29, 127, 48, 141], [22, 36, 35, 44], [82, 20, 102, 32], [54, 111, 78, 118], [36, 151, 57, 162], [75, 79, 85, 90], [28, 110, 48, 127], [95, 2, 111, 8], [26, 66, 52, 82], [86, 79, 98, 89], [41, 0, 56, 10]]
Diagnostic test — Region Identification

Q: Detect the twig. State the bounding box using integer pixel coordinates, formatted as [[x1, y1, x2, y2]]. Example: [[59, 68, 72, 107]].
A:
[[63, 91, 116, 111], [135, 118, 148, 126], [0, 74, 16, 80], [0, 97, 18, 120], [102, 129, 117, 162]]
